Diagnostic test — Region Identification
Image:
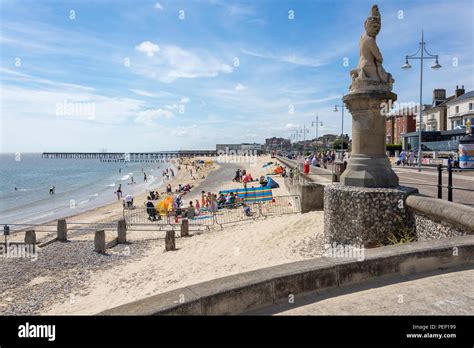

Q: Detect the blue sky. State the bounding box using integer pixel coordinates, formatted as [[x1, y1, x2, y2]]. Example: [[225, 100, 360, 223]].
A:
[[1, 0, 473, 152]]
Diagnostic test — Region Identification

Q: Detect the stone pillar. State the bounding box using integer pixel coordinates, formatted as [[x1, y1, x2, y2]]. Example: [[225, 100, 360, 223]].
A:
[[341, 91, 399, 188], [180, 219, 189, 237], [57, 219, 67, 242], [165, 230, 176, 251], [94, 230, 105, 253], [117, 219, 127, 244], [24, 230, 36, 246]]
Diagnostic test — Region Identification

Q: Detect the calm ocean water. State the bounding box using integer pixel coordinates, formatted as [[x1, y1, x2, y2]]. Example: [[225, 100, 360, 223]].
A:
[[0, 153, 166, 225]]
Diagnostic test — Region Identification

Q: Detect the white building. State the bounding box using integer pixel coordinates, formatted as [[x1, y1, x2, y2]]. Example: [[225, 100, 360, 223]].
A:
[[446, 86, 474, 130]]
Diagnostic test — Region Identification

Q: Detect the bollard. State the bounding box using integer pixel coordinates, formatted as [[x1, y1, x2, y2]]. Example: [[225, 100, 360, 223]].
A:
[[94, 230, 106, 253], [24, 230, 36, 246], [165, 230, 176, 251], [57, 219, 67, 242], [117, 219, 127, 244], [180, 219, 189, 237], [448, 164, 453, 202], [437, 164, 443, 199]]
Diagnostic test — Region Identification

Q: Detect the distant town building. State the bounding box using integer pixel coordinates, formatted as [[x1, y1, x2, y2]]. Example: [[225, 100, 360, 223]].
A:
[[265, 137, 291, 152], [386, 107, 417, 144], [446, 86, 474, 130]]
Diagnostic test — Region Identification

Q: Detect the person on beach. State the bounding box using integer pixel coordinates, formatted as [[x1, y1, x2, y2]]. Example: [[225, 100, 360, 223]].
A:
[[144, 172, 147, 182], [145, 200, 157, 221], [201, 191, 206, 207], [243, 203, 253, 217], [166, 184, 172, 194], [195, 200, 200, 215], [187, 201, 195, 219], [125, 194, 134, 208], [49, 186, 55, 195], [209, 194, 218, 213], [116, 184, 122, 200]]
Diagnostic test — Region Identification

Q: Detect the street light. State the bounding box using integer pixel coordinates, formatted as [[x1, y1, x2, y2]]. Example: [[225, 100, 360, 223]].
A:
[[402, 30, 441, 172], [334, 100, 345, 158], [312, 115, 323, 148]]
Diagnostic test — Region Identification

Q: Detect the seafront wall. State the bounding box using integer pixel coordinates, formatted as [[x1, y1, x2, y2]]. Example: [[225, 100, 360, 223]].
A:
[[406, 195, 474, 240], [100, 235, 474, 315], [276, 156, 330, 213]]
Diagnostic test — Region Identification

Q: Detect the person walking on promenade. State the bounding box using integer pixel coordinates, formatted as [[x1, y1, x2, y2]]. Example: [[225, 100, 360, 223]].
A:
[[408, 150, 415, 167]]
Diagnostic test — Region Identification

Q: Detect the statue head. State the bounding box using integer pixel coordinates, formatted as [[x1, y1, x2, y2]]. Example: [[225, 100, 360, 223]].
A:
[[364, 5, 381, 37]]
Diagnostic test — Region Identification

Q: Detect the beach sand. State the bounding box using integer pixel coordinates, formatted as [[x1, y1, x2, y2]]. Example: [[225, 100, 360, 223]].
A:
[[0, 155, 326, 315]]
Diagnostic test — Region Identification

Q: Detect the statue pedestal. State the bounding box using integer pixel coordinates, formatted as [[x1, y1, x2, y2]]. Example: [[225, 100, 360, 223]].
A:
[[324, 184, 418, 247], [341, 90, 398, 188]]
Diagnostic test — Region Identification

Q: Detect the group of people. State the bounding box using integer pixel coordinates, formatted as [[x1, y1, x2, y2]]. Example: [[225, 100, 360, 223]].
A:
[[304, 150, 346, 169], [398, 150, 416, 167], [233, 168, 256, 188]]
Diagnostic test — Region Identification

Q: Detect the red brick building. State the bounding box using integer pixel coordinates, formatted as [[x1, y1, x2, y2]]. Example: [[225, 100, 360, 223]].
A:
[[386, 108, 417, 144]]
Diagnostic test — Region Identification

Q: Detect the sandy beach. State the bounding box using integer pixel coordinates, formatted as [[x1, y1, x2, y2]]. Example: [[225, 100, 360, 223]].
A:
[[0, 155, 325, 315]]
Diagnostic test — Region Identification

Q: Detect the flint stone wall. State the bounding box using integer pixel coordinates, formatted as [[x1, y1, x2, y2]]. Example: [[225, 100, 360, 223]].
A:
[[406, 195, 474, 241], [324, 184, 418, 246]]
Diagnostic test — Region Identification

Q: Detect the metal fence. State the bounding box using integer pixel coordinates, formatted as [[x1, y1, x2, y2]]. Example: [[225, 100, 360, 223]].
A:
[[123, 195, 302, 229]]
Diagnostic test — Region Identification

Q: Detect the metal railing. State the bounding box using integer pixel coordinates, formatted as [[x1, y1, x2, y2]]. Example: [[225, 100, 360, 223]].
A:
[[437, 164, 474, 202], [123, 195, 302, 229]]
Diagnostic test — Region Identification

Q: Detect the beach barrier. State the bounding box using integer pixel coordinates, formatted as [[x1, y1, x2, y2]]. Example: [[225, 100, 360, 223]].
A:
[[122, 195, 302, 229]]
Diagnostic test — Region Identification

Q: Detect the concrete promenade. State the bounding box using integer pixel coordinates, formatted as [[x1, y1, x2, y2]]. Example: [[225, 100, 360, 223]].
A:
[[261, 266, 474, 315]]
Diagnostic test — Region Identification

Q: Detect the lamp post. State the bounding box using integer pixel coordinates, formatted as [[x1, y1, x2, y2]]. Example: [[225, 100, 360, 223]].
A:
[[402, 30, 441, 172], [301, 125, 309, 156], [334, 99, 345, 159], [312, 115, 323, 151]]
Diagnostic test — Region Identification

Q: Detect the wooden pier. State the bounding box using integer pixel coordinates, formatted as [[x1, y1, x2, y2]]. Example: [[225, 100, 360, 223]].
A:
[[42, 151, 217, 162]]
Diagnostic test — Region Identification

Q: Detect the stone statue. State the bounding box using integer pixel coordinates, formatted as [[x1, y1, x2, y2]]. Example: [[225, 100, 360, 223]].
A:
[[349, 5, 394, 93]]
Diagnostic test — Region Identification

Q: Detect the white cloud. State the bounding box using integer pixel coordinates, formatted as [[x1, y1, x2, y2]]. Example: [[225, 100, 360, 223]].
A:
[[1, 84, 144, 126], [172, 125, 198, 137], [235, 83, 248, 91], [129, 89, 156, 97], [164, 104, 179, 110], [133, 45, 233, 83], [242, 49, 323, 67], [135, 108, 174, 126], [135, 41, 160, 57], [285, 123, 300, 130], [154, 2, 163, 10], [180, 97, 190, 103]]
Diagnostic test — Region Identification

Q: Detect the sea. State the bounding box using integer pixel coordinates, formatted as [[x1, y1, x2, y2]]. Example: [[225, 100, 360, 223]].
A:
[[0, 153, 168, 225]]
